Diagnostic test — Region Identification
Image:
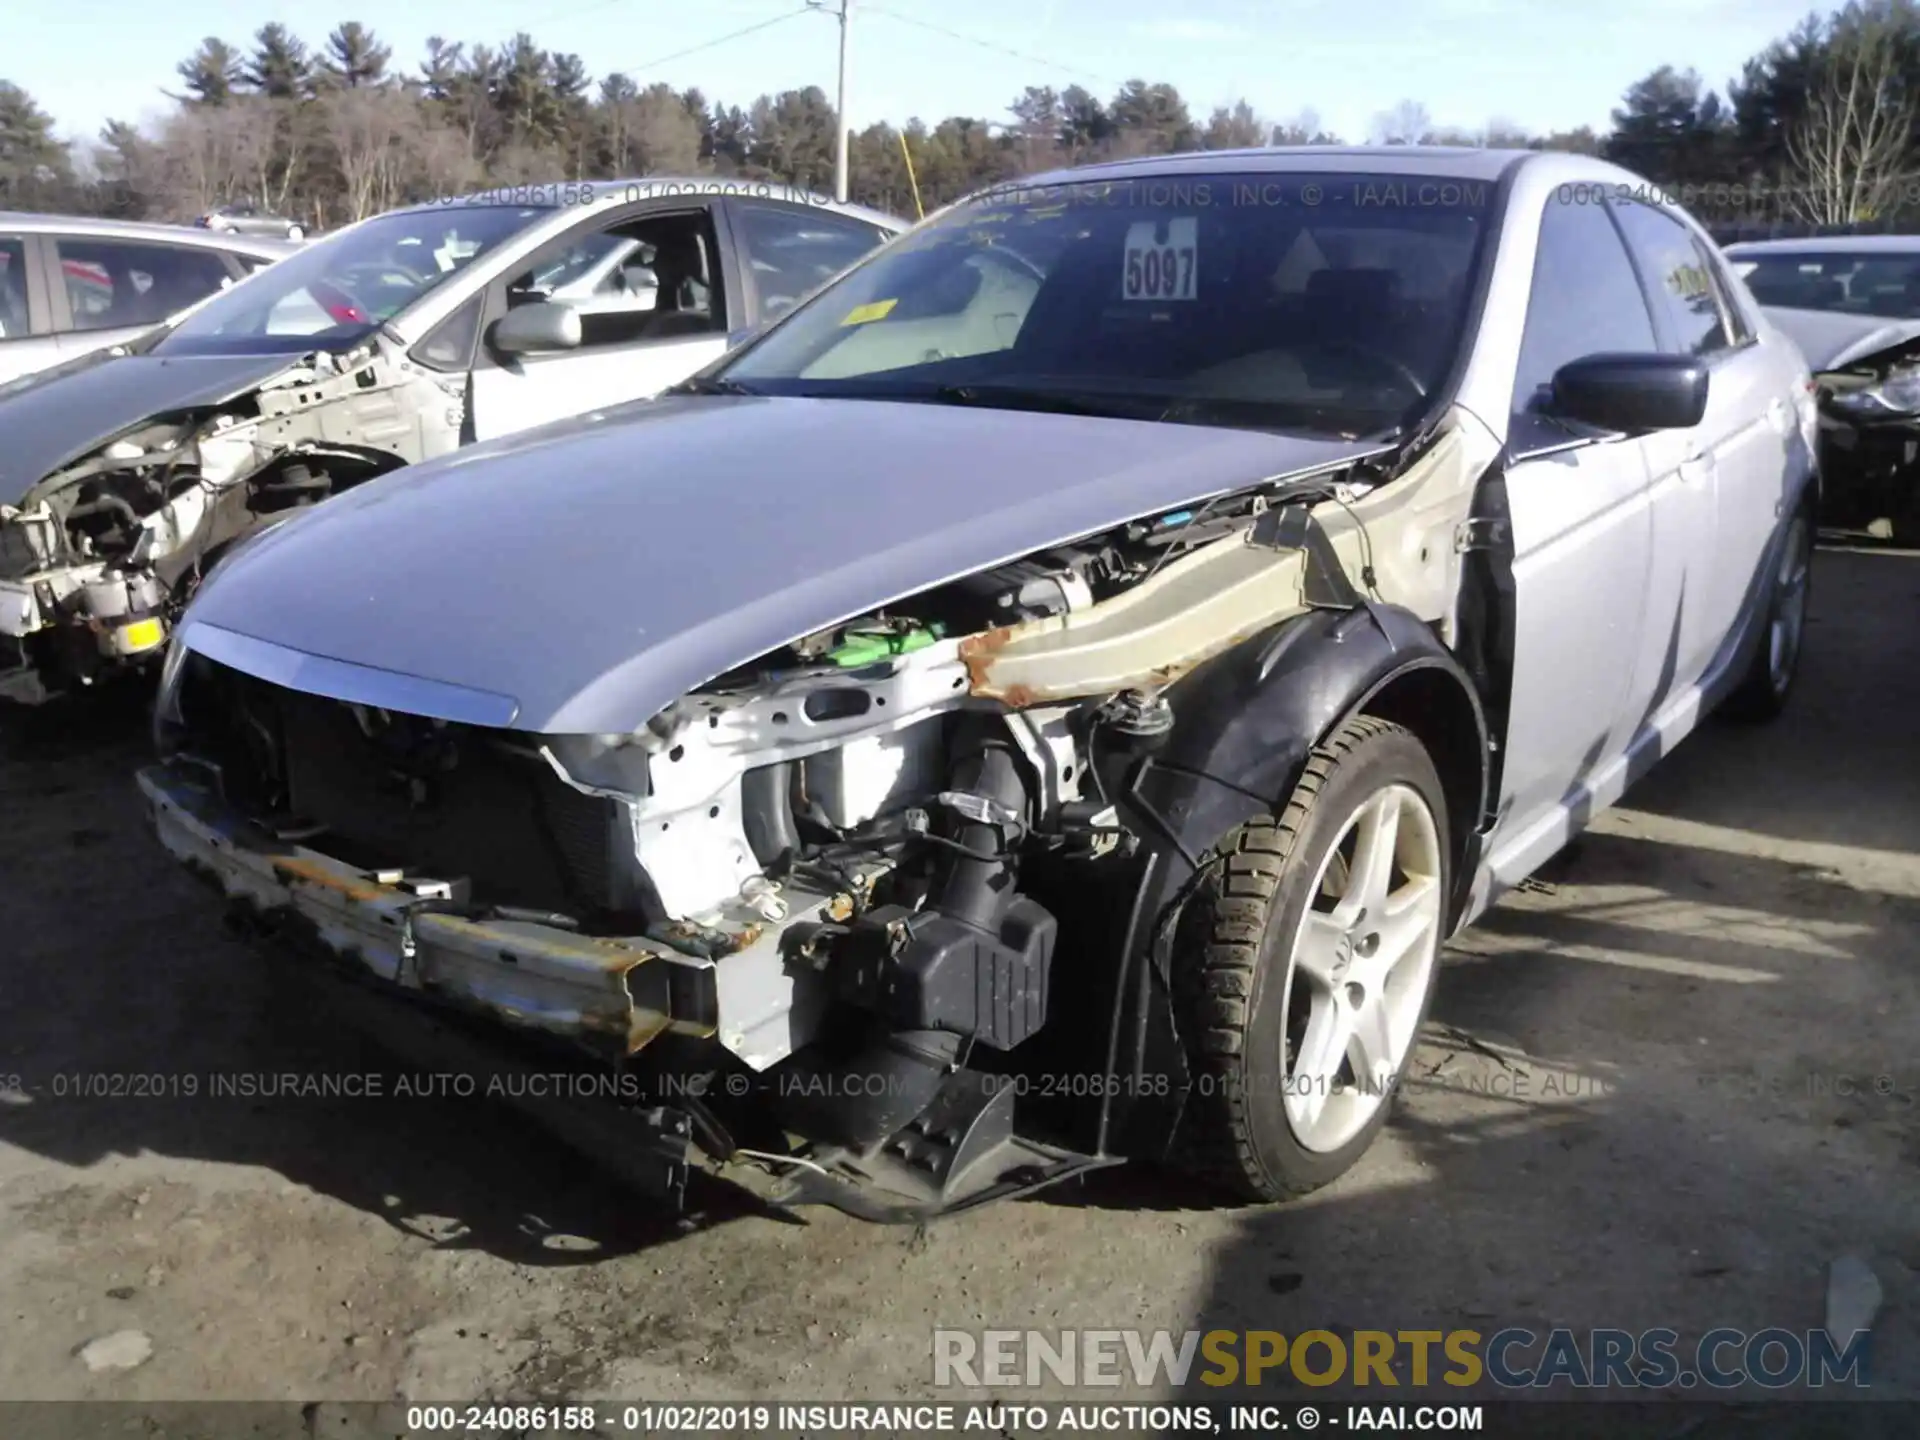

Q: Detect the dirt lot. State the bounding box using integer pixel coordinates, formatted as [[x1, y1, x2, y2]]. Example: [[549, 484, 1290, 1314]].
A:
[[1, 547, 1917, 1408]]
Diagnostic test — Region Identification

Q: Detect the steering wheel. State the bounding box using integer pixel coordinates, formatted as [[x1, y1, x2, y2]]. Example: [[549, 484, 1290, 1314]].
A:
[[1308, 340, 1430, 399], [336, 258, 432, 293]]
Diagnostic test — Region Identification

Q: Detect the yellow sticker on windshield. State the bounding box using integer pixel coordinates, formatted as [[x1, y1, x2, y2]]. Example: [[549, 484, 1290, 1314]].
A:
[[841, 298, 898, 326]]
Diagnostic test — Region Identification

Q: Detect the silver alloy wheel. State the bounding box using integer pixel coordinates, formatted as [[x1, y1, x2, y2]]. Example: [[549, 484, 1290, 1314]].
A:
[[1769, 515, 1811, 692], [1279, 782, 1444, 1154]]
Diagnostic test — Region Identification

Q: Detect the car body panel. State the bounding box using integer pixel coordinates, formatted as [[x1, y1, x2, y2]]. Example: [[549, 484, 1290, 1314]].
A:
[[0, 349, 301, 506], [182, 395, 1377, 734], [1759, 304, 1920, 372]]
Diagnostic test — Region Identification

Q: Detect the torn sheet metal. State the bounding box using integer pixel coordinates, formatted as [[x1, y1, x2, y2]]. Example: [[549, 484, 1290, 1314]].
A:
[[139, 763, 689, 1060]]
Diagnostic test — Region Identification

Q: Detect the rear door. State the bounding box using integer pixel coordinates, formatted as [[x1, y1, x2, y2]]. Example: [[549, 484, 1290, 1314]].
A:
[[0, 232, 57, 383], [46, 235, 244, 362], [468, 202, 738, 441], [1608, 198, 1787, 689], [1484, 190, 1661, 888]]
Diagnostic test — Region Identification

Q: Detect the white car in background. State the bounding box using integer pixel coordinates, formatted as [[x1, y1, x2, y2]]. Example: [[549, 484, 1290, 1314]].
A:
[[1725, 235, 1920, 539], [0, 181, 904, 704], [0, 214, 292, 385]]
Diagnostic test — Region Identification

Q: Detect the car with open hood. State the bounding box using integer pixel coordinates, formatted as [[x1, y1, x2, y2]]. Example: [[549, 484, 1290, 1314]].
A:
[[141, 148, 1819, 1220], [0, 180, 902, 704], [1725, 235, 1920, 540]]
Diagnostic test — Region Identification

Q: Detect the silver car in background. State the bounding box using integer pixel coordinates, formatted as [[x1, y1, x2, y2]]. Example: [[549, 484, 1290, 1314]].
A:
[[0, 214, 293, 385], [195, 203, 309, 242]]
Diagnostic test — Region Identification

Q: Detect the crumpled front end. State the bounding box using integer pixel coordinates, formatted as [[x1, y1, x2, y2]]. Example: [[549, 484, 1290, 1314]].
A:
[[143, 412, 1494, 1219], [0, 342, 463, 704], [1809, 336, 1920, 543]]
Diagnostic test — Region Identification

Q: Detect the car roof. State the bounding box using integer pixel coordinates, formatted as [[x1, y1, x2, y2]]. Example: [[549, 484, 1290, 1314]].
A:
[[0, 211, 295, 258], [1724, 234, 1920, 257], [1018, 144, 1537, 189], [387, 177, 907, 233]]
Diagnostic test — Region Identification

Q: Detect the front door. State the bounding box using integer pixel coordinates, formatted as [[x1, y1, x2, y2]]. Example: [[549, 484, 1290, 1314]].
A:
[[469, 208, 734, 441], [1483, 189, 1665, 890]]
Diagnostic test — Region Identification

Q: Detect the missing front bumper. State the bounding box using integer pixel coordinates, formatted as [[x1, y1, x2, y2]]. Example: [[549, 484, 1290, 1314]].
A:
[[138, 761, 705, 1060]]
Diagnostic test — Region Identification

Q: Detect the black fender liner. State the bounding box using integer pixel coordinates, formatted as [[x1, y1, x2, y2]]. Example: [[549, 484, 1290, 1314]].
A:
[[1081, 600, 1490, 1161]]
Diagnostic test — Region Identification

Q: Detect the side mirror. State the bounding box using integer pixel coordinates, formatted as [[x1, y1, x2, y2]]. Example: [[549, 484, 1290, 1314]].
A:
[[1549, 352, 1709, 434], [488, 301, 582, 356]]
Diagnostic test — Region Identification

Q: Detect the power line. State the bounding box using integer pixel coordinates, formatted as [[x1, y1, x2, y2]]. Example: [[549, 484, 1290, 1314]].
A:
[[862, 5, 1118, 89], [623, 7, 816, 76]]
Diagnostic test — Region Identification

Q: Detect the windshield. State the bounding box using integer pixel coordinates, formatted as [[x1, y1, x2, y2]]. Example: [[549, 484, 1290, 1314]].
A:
[[715, 172, 1493, 437], [1731, 250, 1920, 318], [154, 205, 550, 355]]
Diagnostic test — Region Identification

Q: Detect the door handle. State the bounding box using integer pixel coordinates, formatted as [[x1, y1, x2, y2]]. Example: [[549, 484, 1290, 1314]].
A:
[[1766, 398, 1792, 434], [1679, 449, 1715, 485]]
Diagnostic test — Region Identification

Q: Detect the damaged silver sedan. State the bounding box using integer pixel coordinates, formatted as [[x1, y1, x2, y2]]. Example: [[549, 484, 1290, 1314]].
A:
[[141, 149, 1818, 1220], [0, 183, 901, 703]]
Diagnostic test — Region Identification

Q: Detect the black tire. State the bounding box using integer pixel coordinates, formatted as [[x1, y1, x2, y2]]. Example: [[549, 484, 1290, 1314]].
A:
[[1173, 714, 1450, 1203], [1721, 502, 1814, 723]]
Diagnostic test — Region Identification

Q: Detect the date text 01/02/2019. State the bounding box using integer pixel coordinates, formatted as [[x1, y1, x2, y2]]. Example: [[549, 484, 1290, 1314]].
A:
[[397, 1402, 1358, 1435]]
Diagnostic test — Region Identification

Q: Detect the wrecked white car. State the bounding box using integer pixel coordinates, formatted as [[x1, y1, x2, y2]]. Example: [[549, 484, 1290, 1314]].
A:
[[1724, 238, 1920, 542], [0, 182, 902, 703], [141, 151, 1817, 1220]]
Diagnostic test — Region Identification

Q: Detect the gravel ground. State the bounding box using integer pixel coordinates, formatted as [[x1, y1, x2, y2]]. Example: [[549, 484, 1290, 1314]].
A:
[[1, 547, 1916, 1410]]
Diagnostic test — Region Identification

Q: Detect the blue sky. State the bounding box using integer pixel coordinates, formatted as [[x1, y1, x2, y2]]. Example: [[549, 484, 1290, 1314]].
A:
[[18, 0, 1820, 148]]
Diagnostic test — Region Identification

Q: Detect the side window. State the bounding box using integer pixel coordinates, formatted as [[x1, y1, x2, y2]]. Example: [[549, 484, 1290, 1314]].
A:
[[413, 293, 484, 372], [1511, 194, 1658, 416], [53, 238, 236, 333], [1607, 200, 1732, 357], [0, 238, 29, 339], [733, 202, 886, 324], [1699, 246, 1753, 343], [505, 211, 724, 349]]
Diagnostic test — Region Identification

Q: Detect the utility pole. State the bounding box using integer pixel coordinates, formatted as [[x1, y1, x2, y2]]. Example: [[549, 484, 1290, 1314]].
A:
[[807, 0, 854, 201], [833, 0, 853, 203]]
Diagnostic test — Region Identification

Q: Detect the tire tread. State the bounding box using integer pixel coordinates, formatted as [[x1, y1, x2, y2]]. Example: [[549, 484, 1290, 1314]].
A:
[[1174, 713, 1414, 1202]]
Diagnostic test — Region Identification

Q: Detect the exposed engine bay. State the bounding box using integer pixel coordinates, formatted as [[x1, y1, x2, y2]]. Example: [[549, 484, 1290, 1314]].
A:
[[1808, 335, 1920, 543], [0, 338, 462, 703], [143, 414, 1498, 1220]]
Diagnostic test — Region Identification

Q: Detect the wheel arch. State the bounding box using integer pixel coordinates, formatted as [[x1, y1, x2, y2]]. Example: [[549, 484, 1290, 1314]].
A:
[[1089, 601, 1491, 1159], [1347, 659, 1490, 931]]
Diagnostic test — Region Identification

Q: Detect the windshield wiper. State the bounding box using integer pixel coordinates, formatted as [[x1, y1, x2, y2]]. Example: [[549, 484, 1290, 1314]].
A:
[[667, 375, 761, 397], [924, 383, 1159, 421]]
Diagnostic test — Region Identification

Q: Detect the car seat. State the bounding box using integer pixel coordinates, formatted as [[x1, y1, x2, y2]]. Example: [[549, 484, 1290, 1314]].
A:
[[640, 231, 715, 339]]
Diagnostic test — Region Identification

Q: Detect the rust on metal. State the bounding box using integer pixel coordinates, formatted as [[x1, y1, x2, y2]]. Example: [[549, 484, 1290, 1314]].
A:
[[958, 623, 1021, 695], [269, 856, 390, 904]]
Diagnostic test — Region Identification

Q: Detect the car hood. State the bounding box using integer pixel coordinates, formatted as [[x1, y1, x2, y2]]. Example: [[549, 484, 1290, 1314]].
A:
[[181, 395, 1382, 735], [0, 347, 300, 506], [1761, 305, 1920, 373]]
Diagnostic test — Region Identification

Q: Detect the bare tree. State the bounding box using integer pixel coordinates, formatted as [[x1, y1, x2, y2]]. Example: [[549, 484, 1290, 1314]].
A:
[[154, 104, 263, 216], [1370, 99, 1433, 145], [323, 85, 412, 220], [1783, 19, 1916, 224], [403, 118, 482, 201]]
